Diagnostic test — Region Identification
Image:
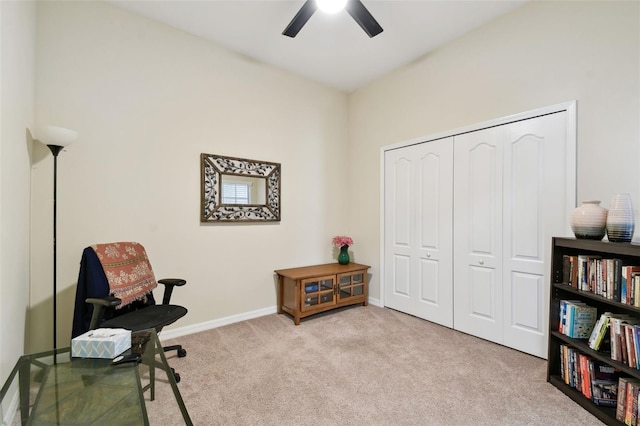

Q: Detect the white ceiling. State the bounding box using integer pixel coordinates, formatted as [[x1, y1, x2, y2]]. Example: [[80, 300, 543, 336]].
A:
[[109, 0, 527, 92]]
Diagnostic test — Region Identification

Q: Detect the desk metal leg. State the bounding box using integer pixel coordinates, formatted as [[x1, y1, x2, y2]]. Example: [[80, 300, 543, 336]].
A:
[[18, 358, 31, 425], [154, 338, 193, 426]]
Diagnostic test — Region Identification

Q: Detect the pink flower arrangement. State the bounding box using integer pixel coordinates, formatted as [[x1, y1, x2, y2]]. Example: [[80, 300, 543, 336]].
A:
[[332, 235, 354, 248]]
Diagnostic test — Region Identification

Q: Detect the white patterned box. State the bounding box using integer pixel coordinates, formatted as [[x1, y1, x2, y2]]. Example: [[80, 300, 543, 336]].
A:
[[71, 328, 131, 359]]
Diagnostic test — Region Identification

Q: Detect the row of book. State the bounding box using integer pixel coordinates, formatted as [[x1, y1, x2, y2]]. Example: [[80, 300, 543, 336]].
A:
[[588, 312, 640, 369], [560, 344, 619, 407], [562, 255, 640, 305], [618, 377, 640, 425], [559, 344, 640, 425], [559, 300, 597, 338]]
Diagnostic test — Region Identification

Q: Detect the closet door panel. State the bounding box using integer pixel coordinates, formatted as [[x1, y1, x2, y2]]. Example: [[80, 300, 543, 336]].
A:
[[469, 144, 499, 254], [454, 128, 503, 344], [502, 112, 568, 358], [419, 258, 439, 304], [384, 139, 453, 327], [415, 147, 453, 326], [509, 271, 543, 330], [418, 153, 441, 247], [384, 152, 414, 312], [393, 158, 412, 247], [393, 255, 411, 297], [469, 266, 496, 319]]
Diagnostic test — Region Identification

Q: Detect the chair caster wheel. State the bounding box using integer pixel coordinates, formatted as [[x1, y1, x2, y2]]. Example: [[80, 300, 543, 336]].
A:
[[178, 348, 187, 357], [170, 367, 181, 383]]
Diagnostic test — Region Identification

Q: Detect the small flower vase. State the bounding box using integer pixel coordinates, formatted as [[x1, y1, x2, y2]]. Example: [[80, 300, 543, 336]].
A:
[[570, 200, 608, 240], [338, 245, 350, 265], [606, 193, 635, 243]]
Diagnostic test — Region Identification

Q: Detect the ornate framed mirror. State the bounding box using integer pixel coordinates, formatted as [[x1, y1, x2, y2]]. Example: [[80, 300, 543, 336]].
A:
[[200, 153, 281, 222]]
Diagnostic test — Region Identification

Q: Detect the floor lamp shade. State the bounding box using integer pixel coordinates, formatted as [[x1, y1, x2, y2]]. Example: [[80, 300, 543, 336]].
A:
[[39, 125, 78, 148], [36, 125, 78, 356]]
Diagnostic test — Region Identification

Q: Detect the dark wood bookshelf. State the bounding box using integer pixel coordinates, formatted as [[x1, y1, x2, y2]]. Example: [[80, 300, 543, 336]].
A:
[[548, 237, 640, 425]]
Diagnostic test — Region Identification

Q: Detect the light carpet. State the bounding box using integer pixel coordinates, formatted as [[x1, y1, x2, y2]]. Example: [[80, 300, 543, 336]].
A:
[[145, 305, 602, 425]]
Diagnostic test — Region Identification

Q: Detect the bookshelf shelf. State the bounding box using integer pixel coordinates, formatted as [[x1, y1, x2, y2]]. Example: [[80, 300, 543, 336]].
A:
[[548, 237, 640, 426], [549, 375, 618, 424]]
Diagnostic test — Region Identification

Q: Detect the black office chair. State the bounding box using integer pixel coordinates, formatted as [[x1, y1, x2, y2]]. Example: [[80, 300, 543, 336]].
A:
[[71, 242, 188, 383]]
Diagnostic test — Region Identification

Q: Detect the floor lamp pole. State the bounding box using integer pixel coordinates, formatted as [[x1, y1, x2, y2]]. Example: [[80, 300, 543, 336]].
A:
[[48, 144, 63, 359]]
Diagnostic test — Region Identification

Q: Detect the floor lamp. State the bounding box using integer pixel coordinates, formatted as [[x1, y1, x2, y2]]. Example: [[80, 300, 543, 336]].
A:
[[36, 125, 78, 357]]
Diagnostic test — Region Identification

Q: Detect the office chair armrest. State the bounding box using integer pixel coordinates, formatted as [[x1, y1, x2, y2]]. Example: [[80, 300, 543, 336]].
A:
[[86, 296, 122, 330], [157, 278, 187, 305]]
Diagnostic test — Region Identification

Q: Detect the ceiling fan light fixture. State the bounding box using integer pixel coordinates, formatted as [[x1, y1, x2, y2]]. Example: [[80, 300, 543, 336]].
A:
[[283, 0, 382, 38], [316, 0, 347, 14]]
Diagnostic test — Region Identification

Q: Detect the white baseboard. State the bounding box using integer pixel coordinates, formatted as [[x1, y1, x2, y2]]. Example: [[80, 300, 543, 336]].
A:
[[368, 297, 381, 307], [159, 297, 382, 341], [158, 305, 277, 341]]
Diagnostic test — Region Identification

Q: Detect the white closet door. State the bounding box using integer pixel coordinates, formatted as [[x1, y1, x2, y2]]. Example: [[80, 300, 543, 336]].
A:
[[453, 127, 504, 344], [384, 138, 454, 327], [454, 112, 569, 357], [501, 112, 567, 357]]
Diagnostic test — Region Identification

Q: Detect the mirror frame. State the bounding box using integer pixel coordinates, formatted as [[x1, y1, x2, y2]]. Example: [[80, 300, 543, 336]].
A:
[[200, 153, 281, 222]]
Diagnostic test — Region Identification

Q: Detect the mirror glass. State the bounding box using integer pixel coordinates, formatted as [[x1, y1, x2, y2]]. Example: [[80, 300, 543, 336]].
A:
[[200, 153, 281, 222], [220, 175, 266, 205]]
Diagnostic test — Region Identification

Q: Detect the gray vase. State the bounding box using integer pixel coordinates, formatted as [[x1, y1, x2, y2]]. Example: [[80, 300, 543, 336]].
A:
[[571, 200, 608, 240], [606, 193, 634, 242]]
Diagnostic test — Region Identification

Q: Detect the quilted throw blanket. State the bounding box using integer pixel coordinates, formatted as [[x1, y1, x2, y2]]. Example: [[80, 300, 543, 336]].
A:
[[91, 242, 158, 309]]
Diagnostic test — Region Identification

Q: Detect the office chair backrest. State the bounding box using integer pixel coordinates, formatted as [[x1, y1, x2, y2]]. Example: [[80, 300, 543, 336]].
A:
[[72, 242, 160, 338]]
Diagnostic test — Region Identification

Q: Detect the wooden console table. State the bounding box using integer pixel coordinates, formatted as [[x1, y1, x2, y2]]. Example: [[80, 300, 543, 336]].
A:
[[275, 262, 369, 325]]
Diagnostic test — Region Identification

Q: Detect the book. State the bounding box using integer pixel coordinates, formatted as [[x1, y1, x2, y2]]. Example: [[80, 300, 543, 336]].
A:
[[577, 255, 601, 291], [618, 377, 631, 422], [625, 324, 637, 368], [614, 258, 623, 302], [593, 380, 619, 407], [560, 344, 566, 383], [569, 303, 597, 339], [589, 312, 612, 351], [578, 353, 592, 399], [610, 315, 639, 362], [563, 255, 572, 285], [578, 255, 589, 291], [559, 300, 596, 338], [562, 255, 579, 288], [563, 345, 570, 385], [622, 266, 640, 305], [559, 299, 582, 335], [634, 325, 640, 369], [590, 360, 620, 407], [625, 379, 640, 425]]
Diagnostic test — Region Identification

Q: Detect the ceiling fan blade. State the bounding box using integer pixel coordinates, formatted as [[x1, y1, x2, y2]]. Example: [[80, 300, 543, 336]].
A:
[[282, 0, 318, 38], [345, 0, 383, 38]]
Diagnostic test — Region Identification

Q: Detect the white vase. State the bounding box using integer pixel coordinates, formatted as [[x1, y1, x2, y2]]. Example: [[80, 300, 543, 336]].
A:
[[571, 200, 608, 240], [607, 193, 634, 242]]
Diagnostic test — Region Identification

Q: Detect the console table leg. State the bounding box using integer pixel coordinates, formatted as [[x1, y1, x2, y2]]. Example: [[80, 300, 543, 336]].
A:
[[277, 277, 283, 314]]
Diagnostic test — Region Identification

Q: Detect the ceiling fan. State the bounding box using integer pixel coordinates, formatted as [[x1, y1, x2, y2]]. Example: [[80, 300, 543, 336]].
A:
[[282, 0, 383, 38]]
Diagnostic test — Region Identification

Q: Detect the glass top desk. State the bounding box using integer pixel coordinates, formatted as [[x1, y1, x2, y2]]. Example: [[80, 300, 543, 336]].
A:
[[0, 330, 192, 425]]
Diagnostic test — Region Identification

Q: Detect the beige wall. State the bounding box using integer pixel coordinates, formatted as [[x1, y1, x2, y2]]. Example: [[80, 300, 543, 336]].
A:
[[23, 0, 640, 353], [31, 1, 349, 352], [348, 1, 640, 301], [0, 1, 36, 379]]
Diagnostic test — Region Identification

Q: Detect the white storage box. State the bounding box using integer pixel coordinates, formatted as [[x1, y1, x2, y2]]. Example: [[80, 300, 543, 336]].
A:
[[71, 328, 131, 359]]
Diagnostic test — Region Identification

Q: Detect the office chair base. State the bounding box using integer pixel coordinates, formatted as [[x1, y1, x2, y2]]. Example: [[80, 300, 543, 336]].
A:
[[163, 344, 187, 358]]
